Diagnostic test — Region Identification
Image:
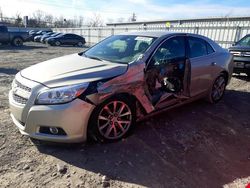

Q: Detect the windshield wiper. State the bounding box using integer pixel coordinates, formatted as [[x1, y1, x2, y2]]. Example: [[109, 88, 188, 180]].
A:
[[83, 53, 104, 62]]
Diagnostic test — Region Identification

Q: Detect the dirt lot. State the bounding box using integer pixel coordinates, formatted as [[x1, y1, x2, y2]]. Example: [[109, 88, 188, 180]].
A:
[[0, 42, 250, 188]]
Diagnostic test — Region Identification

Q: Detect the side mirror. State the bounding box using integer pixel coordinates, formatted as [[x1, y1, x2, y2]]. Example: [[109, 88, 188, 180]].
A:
[[232, 42, 236, 46]]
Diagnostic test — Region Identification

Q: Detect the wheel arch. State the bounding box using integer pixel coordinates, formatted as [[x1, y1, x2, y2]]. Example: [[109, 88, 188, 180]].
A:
[[91, 92, 147, 120], [220, 70, 229, 85], [12, 36, 24, 42], [87, 92, 140, 142], [105, 92, 146, 112]]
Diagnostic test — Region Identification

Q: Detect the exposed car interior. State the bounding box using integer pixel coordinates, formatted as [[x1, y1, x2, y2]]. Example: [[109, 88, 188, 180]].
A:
[[145, 36, 187, 105]]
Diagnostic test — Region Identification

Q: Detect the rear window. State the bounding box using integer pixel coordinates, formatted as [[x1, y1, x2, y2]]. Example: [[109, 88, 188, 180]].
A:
[[188, 37, 215, 58]]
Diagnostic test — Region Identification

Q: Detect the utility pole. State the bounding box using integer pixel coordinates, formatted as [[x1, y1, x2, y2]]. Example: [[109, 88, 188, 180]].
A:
[[0, 7, 3, 22], [131, 12, 136, 22]]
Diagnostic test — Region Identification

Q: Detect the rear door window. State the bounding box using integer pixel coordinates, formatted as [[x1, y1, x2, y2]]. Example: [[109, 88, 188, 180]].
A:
[[206, 43, 215, 54], [188, 37, 207, 58]]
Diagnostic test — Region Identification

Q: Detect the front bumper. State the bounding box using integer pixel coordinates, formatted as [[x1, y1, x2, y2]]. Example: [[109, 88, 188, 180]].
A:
[[9, 75, 95, 143], [233, 56, 250, 74]]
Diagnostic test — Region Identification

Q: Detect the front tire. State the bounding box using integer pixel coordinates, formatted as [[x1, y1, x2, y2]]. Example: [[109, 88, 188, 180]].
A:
[[88, 96, 136, 142], [12, 37, 23, 47], [55, 41, 61, 46], [207, 74, 227, 103]]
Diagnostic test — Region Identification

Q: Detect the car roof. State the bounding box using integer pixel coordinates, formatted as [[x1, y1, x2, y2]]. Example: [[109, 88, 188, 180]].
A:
[[119, 31, 186, 38], [118, 31, 223, 51]]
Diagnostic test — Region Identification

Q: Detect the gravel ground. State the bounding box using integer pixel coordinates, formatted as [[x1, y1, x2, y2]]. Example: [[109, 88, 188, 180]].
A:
[[0, 42, 250, 188]]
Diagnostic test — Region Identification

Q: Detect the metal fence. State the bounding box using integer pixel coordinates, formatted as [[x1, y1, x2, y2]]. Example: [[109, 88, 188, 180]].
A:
[[53, 25, 250, 48]]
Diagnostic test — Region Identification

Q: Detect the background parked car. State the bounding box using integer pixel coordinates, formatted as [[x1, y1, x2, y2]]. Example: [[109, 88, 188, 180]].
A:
[[28, 30, 36, 35], [29, 30, 52, 41], [41, 32, 61, 43], [47, 33, 86, 47], [229, 34, 250, 77], [34, 32, 54, 42], [0, 25, 29, 46]]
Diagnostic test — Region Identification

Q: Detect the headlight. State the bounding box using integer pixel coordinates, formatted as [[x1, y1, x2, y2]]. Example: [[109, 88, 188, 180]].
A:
[[36, 83, 89, 105]]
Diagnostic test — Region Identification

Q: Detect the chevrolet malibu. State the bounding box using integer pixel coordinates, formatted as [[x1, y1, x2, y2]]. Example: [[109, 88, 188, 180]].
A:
[[9, 32, 234, 143]]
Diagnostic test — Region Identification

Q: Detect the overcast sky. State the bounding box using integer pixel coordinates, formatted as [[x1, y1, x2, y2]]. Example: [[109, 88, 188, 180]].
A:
[[1, 0, 250, 22]]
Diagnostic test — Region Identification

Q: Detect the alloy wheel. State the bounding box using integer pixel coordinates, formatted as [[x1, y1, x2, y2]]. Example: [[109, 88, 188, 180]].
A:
[[97, 101, 132, 140], [211, 76, 226, 101]]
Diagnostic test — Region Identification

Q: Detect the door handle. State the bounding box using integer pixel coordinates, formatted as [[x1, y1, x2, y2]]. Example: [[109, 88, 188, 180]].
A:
[[211, 62, 216, 66]]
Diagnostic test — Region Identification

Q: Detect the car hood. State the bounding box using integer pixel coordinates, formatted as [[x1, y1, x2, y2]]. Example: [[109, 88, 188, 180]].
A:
[[229, 45, 250, 52], [21, 53, 128, 87]]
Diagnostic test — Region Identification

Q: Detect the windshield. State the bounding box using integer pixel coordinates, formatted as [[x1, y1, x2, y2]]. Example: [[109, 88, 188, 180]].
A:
[[84, 35, 156, 64], [237, 35, 250, 47]]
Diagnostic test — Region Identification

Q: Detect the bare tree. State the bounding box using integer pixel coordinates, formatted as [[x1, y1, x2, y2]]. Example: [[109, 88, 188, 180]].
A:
[[54, 16, 65, 28], [32, 10, 45, 26], [44, 13, 54, 26], [14, 12, 22, 26], [88, 13, 103, 27]]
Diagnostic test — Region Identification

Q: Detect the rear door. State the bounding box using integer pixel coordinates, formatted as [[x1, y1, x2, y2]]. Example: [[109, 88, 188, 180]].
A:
[[187, 36, 217, 97], [72, 35, 80, 45], [0, 26, 9, 43], [60, 34, 69, 45]]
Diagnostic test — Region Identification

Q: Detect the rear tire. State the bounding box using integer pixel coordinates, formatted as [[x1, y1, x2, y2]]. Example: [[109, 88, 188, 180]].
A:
[[12, 37, 23, 47], [88, 96, 136, 143], [207, 74, 227, 103], [77, 41, 84, 47]]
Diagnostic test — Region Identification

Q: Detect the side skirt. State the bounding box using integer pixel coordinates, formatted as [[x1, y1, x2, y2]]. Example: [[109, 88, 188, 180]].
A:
[[137, 92, 207, 122]]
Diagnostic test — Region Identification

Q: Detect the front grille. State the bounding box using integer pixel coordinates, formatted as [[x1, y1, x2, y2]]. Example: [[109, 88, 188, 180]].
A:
[[12, 94, 28, 104], [12, 79, 31, 105], [230, 51, 241, 56], [15, 80, 31, 92], [230, 51, 250, 57]]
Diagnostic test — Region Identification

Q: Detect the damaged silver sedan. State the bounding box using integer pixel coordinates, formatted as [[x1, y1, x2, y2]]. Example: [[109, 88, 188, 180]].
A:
[[9, 31, 234, 143]]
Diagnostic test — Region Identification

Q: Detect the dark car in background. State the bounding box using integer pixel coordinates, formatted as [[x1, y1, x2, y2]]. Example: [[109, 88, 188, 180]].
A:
[[41, 32, 61, 43], [0, 25, 29, 46], [29, 30, 52, 41], [34, 32, 54, 42], [229, 34, 250, 77], [47, 33, 86, 47]]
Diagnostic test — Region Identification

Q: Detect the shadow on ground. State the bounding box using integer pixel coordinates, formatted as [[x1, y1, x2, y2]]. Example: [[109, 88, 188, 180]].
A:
[[0, 68, 19, 75], [232, 74, 250, 81], [35, 89, 250, 188]]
